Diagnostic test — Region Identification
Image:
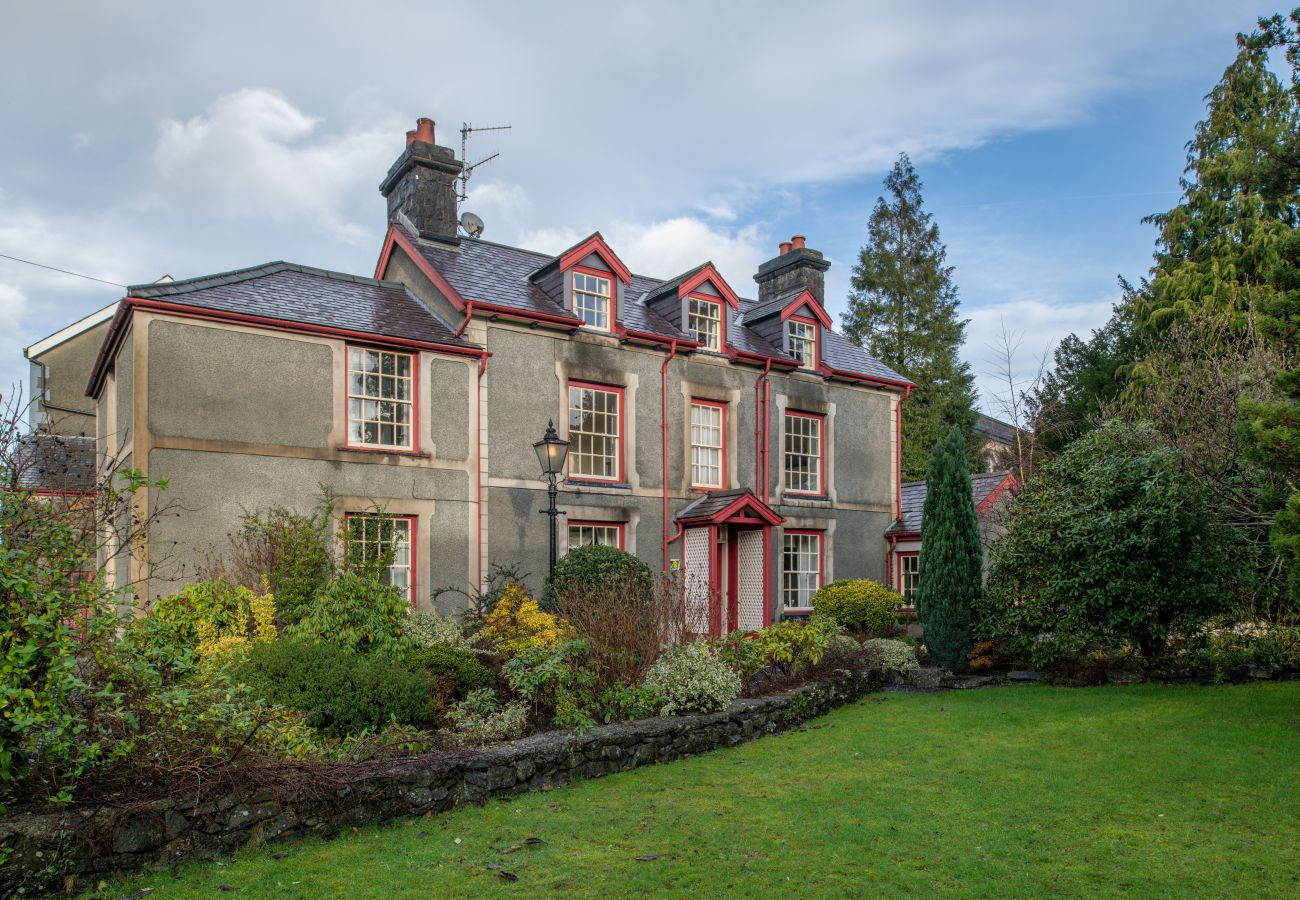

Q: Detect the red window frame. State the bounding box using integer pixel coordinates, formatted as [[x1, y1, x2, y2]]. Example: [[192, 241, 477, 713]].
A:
[[781, 528, 824, 614], [567, 519, 626, 550], [686, 293, 726, 353], [343, 344, 420, 454], [689, 398, 728, 490], [783, 409, 826, 497], [570, 266, 617, 332], [786, 314, 820, 369], [566, 380, 626, 484], [896, 550, 919, 609], [343, 512, 418, 607]]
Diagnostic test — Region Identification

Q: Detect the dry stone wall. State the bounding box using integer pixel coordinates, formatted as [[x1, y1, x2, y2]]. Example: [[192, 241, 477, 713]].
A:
[[1, 668, 882, 895]]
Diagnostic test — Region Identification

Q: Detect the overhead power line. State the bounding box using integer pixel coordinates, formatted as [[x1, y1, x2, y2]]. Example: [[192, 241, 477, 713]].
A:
[[0, 252, 127, 288]]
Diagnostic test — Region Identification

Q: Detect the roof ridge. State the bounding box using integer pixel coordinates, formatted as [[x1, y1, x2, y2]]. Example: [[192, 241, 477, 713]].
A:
[[129, 261, 409, 298]]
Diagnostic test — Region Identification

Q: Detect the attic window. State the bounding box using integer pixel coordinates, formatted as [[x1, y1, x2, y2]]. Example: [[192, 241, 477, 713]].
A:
[[787, 318, 817, 368], [572, 271, 612, 331], [687, 296, 723, 351]]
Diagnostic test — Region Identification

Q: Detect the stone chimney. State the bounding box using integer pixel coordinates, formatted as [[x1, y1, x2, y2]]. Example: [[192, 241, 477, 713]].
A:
[[754, 234, 831, 307], [378, 117, 464, 246]]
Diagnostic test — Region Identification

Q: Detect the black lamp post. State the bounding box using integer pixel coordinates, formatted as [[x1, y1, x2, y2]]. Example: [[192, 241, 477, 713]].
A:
[[533, 419, 570, 578]]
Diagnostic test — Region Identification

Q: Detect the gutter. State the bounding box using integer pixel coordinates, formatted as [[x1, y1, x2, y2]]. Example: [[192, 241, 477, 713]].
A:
[[660, 339, 679, 570]]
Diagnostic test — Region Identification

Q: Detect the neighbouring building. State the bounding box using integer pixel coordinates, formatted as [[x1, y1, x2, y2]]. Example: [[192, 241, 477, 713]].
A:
[[886, 469, 1020, 608], [39, 117, 916, 633], [975, 413, 1022, 472], [24, 302, 117, 437]]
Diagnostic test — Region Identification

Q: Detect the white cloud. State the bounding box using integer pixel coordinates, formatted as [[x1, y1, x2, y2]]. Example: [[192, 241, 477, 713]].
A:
[[153, 88, 399, 244], [0, 283, 27, 324]]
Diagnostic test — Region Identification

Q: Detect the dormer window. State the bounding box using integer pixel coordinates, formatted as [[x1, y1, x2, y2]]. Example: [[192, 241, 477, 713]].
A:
[[688, 296, 723, 351], [572, 271, 612, 331], [787, 317, 817, 368]]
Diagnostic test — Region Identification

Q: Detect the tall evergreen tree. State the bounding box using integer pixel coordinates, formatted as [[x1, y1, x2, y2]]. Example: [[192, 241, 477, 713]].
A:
[[1136, 9, 1300, 609], [843, 154, 979, 479], [916, 427, 982, 670]]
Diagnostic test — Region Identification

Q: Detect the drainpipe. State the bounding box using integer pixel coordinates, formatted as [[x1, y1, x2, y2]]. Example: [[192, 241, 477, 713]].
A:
[[476, 353, 488, 590], [896, 385, 912, 521], [661, 340, 679, 571], [755, 359, 772, 502], [455, 301, 475, 338], [763, 377, 772, 504]]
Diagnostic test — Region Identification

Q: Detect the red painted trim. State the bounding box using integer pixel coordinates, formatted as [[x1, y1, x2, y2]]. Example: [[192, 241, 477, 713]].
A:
[[726, 529, 739, 633], [677, 492, 784, 528], [623, 328, 701, 350], [895, 549, 919, 610], [385, 226, 471, 311], [786, 313, 821, 370], [708, 524, 721, 636], [753, 359, 770, 494], [825, 368, 915, 391], [344, 511, 418, 607], [567, 519, 626, 550], [782, 409, 827, 497], [678, 264, 741, 310], [975, 472, 1021, 516], [689, 398, 728, 490], [762, 377, 771, 503], [569, 265, 618, 332], [660, 340, 679, 570], [777, 289, 833, 329], [685, 294, 728, 353], [476, 354, 486, 590], [558, 234, 633, 285], [477, 300, 584, 328], [124, 298, 485, 360], [731, 348, 800, 371], [762, 526, 774, 627], [343, 344, 419, 453], [780, 528, 824, 615], [566, 379, 625, 484]]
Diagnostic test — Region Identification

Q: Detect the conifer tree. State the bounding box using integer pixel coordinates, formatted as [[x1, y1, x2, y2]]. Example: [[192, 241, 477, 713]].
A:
[[843, 154, 979, 479], [916, 427, 982, 670]]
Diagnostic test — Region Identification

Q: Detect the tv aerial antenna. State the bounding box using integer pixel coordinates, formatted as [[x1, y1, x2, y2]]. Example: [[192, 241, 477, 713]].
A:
[[458, 122, 512, 204]]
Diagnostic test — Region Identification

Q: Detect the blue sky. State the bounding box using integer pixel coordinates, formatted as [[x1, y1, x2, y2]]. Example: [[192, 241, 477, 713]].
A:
[[0, 1, 1264, 418]]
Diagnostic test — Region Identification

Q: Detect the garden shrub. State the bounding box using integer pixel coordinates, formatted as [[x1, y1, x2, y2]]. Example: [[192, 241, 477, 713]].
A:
[[976, 420, 1233, 668], [404, 609, 472, 650], [826, 633, 863, 663], [757, 617, 842, 676], [545, 543, 652, 609], [406, 644, 495, 699], [553, 571, 686, 691], [445, 688, 528, 743], [811, 580, 901, 636], [237, 639, 436, 737], [502, 639, 598, 730], [288, 572, 411, 656], [712, 631, 767, 683], [147, 579, 277, 656], [481, 584, 572, 657], [642, 642, 740, 716], [226, 499, 335, 625], [861, 638, 920, 675]]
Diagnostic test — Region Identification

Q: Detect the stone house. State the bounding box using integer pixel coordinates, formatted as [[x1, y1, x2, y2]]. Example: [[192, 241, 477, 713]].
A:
[[37, 117, 914, 632], [886, 469, 1020, 608]]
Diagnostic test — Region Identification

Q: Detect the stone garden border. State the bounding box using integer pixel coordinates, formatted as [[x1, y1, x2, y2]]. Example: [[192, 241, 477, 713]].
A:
[[0, 667, 883, 895]]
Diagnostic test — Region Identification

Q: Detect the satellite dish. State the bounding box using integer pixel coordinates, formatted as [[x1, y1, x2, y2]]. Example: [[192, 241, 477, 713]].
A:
[[459, 211, 485, 238]]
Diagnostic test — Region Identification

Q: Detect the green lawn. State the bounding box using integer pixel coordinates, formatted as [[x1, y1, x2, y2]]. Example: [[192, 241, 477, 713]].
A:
[[103, 683, 1300, 898]]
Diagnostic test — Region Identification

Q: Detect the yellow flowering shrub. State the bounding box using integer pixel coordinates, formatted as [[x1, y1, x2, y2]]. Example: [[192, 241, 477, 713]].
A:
[[193, 582, 278, 658], [481, 584, 571, 657]]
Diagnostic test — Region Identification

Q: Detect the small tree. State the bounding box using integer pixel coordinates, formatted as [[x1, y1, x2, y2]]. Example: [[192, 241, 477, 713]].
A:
[[916, 427, 981, 670], [976, 421, 1232, 667]]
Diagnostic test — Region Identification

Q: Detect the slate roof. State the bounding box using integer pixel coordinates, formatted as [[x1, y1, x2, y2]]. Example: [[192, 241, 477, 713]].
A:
[[975, 413, 1019, 444], [893, 470, 1017, 534], [399, 229, 907, 383], [675, 488, 757, 522], [127, 262, 471, 349], [737, 288, 805, 325], [10, 434, 97, 493]]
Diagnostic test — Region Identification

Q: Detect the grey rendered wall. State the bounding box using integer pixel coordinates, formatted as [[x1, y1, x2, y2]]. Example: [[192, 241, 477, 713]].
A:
[[146, 449, 470, 604], [148, 320, 332, 448], [29, 319, 109, 436]]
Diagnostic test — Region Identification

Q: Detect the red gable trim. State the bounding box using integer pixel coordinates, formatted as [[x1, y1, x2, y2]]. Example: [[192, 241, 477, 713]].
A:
[[377, 226, 471, 312], [678, 263, 741, 310], [778, 290, 833, 329], [976, 472, 1020, 517], [559, 233, 632, 285], [678, 491, 784, 527]]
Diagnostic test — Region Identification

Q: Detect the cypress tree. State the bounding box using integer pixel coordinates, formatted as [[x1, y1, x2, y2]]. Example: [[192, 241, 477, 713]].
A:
[[842, 153, 979, 478], [916, 426, 982, 670]]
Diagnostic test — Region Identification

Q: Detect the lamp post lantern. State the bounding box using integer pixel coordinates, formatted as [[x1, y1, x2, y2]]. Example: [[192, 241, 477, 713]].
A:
[[533, 419, 570, 578]]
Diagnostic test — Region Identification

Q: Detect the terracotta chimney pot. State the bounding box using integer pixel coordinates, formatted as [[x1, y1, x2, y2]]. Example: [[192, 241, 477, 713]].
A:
[[779, 241, 793, 256], [405, 129, 417, 147], [414, 117, 435, 144], [791, 235, 806, 250]]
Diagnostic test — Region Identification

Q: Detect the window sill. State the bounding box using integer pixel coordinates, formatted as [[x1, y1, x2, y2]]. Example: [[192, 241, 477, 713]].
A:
[[781, 608, 814, 619], [337, 445, 431, 460], [564, 479, 632, 491], [781, 493, 830, 504]]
